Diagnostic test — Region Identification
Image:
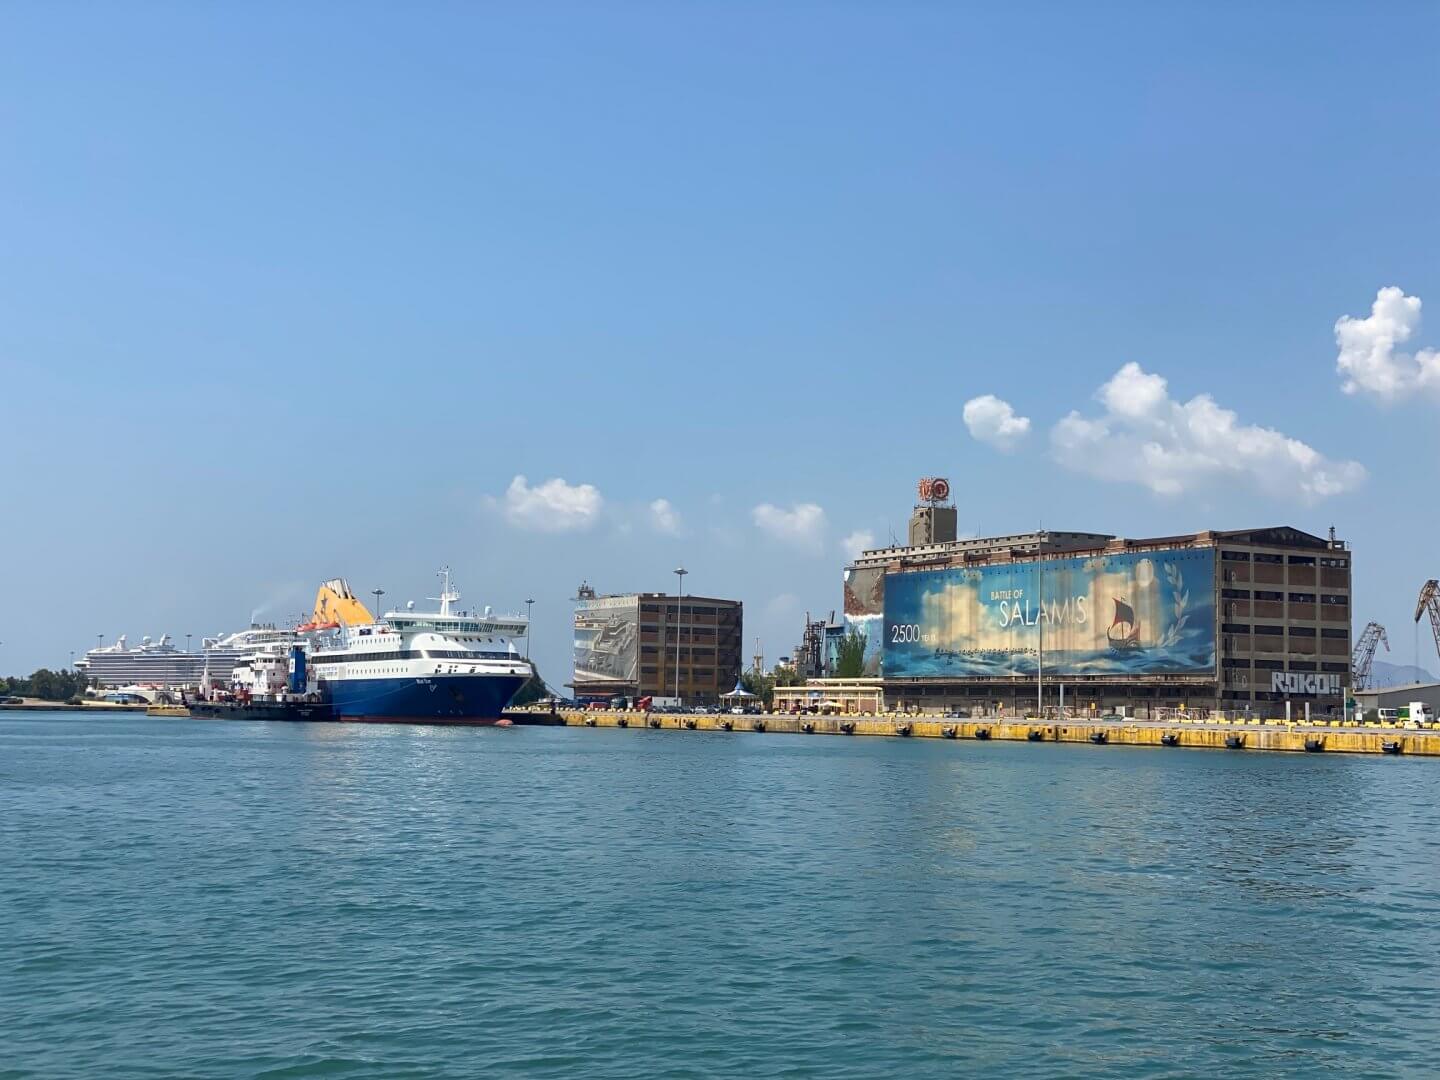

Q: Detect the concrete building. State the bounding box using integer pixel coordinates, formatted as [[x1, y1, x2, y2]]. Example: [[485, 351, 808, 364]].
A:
[[1353, 682, 1440, 722], [572, 584, 742, 704], [772, 678, 884, 715], [844, 521, 1352, 718]]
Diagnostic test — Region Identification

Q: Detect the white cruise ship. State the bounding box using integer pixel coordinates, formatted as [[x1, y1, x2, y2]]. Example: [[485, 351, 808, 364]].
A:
[[75, 625, 296, 688]]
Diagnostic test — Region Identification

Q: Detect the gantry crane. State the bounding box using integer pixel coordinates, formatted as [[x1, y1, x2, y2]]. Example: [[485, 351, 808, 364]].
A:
[[1351, 621, 1390, 691], [1415, 580, 1440, 666]]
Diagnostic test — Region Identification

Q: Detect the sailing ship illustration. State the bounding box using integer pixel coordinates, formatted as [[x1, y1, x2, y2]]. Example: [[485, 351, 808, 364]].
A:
[[1107, 597, 1143, 652]]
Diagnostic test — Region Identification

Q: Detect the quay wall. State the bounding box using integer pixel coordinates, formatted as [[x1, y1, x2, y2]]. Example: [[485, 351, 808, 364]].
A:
[[532, 710, 1440, 757]]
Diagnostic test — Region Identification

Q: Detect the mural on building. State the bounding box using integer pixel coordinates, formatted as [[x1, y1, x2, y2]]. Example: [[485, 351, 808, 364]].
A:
[[573, 596, 640, 687], [842, 565, 886, 676], [883, 548, 1216, 678]]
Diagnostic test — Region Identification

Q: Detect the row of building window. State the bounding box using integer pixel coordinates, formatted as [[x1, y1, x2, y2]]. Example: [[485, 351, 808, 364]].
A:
[[1220, 624, 1347, 638], [1220, 588, 1348, 604], [1220, 551, 1344, 566], [1223, 659, 1348, 671]]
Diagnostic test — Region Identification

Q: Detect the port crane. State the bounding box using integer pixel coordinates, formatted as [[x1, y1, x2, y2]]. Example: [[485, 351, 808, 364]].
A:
[[1351, 621, 1389, 691], [1415, 580, 1440, 666]]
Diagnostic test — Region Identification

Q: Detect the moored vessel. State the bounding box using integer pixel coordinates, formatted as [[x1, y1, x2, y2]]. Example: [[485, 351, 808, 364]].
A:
[[306, 568, 532, 724]]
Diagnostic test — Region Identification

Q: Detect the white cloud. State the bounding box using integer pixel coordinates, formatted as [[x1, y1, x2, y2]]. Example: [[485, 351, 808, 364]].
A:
[[841, 529, 876, 560], [962, 394, 1031, 451], [649, 498, 681, 535], [1051, 362, 1365, 502], [1335, 286, 1440, 402], [752, 502, 827, 551], [491, 475, 603, 532]]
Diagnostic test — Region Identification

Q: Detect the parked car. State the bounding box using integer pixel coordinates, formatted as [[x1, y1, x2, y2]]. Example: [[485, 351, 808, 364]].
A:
[[0, 695, 23, 705]]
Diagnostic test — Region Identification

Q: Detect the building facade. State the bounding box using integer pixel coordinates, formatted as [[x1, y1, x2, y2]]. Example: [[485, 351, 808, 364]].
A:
[[843, 526, 1352, 717], [573, 586, 742, 704]]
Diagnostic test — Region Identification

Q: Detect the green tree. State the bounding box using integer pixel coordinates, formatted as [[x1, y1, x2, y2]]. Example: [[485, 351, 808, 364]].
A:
[[740, 668, 776, 706], [833, 631, 868, 678], [772, 664, 799, 687], [509, 662, 550, 707]]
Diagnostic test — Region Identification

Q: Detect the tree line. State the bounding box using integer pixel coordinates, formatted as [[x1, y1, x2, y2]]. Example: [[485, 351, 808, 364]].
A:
[[1, 669, 90, 701]]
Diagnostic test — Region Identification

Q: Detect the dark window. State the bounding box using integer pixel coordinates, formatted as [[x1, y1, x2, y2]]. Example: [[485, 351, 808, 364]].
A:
[[640, 645, 657, 655], [1222, 658, 1249, 668], [640, 665, 658, 676], [1253, 624, 1284, 635], [1288, 592, 1316, 603], [1221, 588, 1251, 599], [1289, 661, 1317, 671], [1254, 590, 1283, 601], [1321, 628, 1348, 639], [1288, 555, 1316, 566], [1290, 626, 1316, 637], [1253, 553, 1283, 564], [1321, 662, 1347, 672], [1221, 623, 1250, 633], [1254, 659, 1284, 670], [1222, 551, 1251, 562], [640, 604, 660, 613], [1321, 595, 1348, 605]]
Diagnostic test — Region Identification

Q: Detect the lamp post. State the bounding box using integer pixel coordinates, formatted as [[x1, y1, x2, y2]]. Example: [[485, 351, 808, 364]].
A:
[[372, 588, 385, 621], [525, 598, 534, 659], [186, 633, 192, 654], [673, 567, 688, 703]]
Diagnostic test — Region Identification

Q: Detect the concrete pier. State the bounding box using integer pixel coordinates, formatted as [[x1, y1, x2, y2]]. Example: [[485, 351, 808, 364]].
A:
[[522, 710, 1440, 756]]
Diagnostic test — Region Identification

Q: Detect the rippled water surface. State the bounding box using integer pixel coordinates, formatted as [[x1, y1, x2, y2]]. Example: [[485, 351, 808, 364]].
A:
[[5, 710, 1440, 1078]]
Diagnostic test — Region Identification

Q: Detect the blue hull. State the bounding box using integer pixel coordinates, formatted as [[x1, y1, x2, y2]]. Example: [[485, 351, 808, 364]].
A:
[[322, 673, 527, 724]]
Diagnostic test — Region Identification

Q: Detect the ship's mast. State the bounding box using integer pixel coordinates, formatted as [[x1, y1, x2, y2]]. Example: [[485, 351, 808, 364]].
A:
[[431, 566, 461, 616]]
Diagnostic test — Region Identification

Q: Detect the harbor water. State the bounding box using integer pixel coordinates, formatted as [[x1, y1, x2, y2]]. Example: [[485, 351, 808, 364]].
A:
[[5, 710, 1440, 1078]]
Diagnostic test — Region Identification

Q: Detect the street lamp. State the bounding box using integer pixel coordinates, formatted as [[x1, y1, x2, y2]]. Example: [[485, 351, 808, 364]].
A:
[[673, 567, 688, 703], [525, 598, 534, 659], [372, 588, 385, 621], [186, 633, 192, 654]]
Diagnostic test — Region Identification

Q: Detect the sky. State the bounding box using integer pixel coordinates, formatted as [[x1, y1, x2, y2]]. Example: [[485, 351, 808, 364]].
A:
[[3, 2, 1439, 684]]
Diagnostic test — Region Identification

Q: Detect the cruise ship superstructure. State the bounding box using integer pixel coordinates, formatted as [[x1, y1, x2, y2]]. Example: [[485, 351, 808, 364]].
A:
[[76, 626, 296, 688]]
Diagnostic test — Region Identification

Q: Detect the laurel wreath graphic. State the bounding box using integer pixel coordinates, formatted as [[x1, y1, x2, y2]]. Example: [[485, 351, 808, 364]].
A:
[[1158, 562, 1189, 648]]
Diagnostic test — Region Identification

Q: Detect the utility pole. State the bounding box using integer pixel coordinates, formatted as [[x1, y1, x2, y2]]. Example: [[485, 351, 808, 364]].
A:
[[673, 567, 688, 702], [525, 598, 534, 659]]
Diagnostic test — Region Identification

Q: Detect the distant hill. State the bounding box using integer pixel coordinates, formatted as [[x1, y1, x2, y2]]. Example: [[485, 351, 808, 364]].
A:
[[1369, 660, 1439, 688]]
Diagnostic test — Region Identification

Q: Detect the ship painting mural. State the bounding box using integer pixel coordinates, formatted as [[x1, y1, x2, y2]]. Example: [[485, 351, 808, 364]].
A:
[[883, 548, 1216, 678]]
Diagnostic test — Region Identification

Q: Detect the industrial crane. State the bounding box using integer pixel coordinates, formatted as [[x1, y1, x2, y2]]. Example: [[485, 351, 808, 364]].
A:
[[1416, 580, 1440, 666], [1351, 621, 1389, 691]]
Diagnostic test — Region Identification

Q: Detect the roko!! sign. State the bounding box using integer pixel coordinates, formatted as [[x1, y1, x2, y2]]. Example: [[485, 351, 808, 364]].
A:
[[1270, 672, 1342, 696]]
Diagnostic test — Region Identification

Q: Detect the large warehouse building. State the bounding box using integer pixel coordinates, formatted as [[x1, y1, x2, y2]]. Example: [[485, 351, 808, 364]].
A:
[[571, 583, 743, 705], [843, 483, 1352, 717]]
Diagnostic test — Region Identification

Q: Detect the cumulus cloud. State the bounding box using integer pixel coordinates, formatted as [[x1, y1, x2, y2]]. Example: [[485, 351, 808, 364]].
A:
[[649, 498, 681, 535], [491, 475, 603, 532], [1051, 363, 1365, 502], [1335, 286, 1440, 402], [841, 529, 876, 560], [962, 394, 1031, 451], [752, 502, 827, 551]]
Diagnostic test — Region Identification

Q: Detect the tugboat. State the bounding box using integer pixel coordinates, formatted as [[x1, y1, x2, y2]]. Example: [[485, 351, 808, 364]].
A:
[[188, 644, 333, 722]]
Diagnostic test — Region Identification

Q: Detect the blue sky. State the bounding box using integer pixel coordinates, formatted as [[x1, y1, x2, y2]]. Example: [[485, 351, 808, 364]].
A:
[[3, 3, 1439, 682]]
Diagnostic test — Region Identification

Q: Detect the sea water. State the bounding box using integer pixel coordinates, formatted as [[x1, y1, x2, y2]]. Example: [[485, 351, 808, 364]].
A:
[[4, 710, 1439, 1078]]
